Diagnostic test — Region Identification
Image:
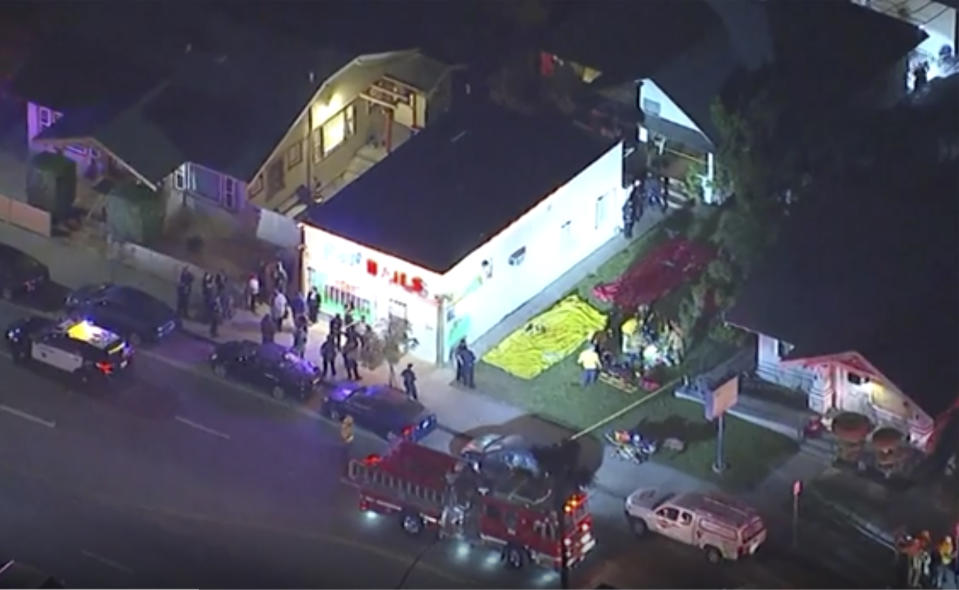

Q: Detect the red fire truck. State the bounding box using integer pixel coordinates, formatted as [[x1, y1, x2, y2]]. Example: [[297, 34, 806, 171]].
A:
[[346, 441, 596, 570]]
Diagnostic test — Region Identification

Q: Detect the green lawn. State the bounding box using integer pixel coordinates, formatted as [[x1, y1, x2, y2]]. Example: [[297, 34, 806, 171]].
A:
[[475, 206, 797, 491]]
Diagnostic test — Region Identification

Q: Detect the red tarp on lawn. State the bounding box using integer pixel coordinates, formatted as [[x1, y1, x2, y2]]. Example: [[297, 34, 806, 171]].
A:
[[593, 238, 716, 309]]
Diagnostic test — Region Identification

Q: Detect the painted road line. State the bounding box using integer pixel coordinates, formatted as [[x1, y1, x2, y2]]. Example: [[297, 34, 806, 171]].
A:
[[80, 550, 135, 574], [0, 404, 56, 428], [174, 415, 231, 440]]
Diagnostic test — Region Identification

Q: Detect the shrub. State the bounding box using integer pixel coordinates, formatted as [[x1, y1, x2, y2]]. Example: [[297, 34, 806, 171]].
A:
[[105, 182, 165, 245], [26, 151, 76, 222]]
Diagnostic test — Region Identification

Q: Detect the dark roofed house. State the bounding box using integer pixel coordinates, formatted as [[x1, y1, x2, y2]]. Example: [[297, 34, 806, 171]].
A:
[[726, 165, 959, 452], [300, 100, 625, 364]]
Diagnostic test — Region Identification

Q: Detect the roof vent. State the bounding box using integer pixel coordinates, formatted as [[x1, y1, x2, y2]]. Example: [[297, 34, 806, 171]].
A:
[[450, 130, 468, 144], [185, 43, 192, 54], [214, 54, 228, 64], [309, 71, 316, 84]]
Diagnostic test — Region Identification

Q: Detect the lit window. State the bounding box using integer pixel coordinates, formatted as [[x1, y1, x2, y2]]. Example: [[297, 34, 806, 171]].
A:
[[322, 103, 357, 157], [174, 166, 187, 190], [642, 98, 661, 117]]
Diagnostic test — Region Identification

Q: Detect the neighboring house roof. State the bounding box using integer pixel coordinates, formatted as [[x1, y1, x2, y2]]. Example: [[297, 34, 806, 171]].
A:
[[21, 11, 352, 183], [304, 100, 617, 274], [542, 0, 721, 87], [384, 52, 451, 95], [726, 165, 959, 418]]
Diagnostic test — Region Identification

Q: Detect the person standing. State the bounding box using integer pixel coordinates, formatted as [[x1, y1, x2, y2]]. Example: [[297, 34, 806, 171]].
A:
[[292, 316, 307, 358], [289, 289, 306, 322], [343, 338, 360, 381], [260, 313, 276, 344], [401, 363, 418, 400], [454, 339, 468, 384], [272, 289, 288, 332], [306, 286, 321, 324], [938, 536, 955, 589], [209, 297, 222, 338], [176, 276, 191, 319], [246, 273, 260, 313], [274, 259, 289, 293], [660, 175, 670, 212], [622, 195, 636, 239], [344, 305, 357, 341], [460, 344, 476, 389], [578, 344, 601, 386], [320, 335, 337, 379], [201, 272, 215, 315], [329, 313, 343, 349]]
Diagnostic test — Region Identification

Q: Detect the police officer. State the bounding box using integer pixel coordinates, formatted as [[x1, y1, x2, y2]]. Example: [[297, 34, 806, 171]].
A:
[[622, 195, 636, 239], [320, 335, 337, 379]]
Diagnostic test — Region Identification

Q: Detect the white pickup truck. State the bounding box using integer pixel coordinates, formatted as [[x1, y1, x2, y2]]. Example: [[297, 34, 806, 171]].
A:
[[624, 488, 767, 563]]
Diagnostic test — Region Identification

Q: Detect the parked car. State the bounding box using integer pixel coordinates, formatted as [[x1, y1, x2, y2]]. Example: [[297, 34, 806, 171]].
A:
[[210, 340, 320, 401], [5, 316, 133, 383], [459, 433, 541, 477], [624, 488, 767, 563], [0, 560, 64, 588], [321, 384, 437, 442], [65, 283, 178, 344], [0, 243, 49, 301]]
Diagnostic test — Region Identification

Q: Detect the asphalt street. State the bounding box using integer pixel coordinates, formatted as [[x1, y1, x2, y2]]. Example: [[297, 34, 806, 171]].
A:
[[0, 295, 851, 589]]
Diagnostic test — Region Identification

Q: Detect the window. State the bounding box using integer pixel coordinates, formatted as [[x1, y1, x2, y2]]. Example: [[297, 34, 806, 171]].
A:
[[321, 103, 357, 157], [508, 247, 526, 267], [222, 177, 237, 209], [656, 507, 679, 521], [776, 340, 793, 359], [249, 176, 263, 196], [267, 158, 284, 197], [642, 98, 661, 117], [847, 372, 867, 385], [594, 194, 606, 229], [286, 142, 303, 169], [190, 165, 221, 202], [679, 511, 693, 526], [37, 107, 52, 130], [174, 166, 187, 191]]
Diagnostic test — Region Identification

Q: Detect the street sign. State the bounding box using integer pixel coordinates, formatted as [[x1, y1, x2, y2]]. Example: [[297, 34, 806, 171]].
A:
[[793, 480, 803, 496], [705, 376, 739, 421]]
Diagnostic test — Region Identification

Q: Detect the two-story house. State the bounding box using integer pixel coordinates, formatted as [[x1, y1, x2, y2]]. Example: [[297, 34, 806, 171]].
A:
[[726, 166, 958, 453], [12, 11, 454, 238]]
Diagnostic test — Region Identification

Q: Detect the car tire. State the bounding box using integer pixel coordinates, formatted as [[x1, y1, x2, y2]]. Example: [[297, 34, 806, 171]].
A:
[[212, 363, 227, 378], [271, 385, 285, 401], [629, 517, 648, 537], [329, 407, 342, 422], [400, 513, 423, 536], [705, 545, 723, 564], [504, 546, 526, 569]]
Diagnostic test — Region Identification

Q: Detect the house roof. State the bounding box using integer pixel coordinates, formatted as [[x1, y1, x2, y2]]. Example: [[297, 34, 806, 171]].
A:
[[23, 9, 352, 182], [726, 165, 959, 417], [384, 52, 451, 95], [543, 0, 721, 86], [304, 100, 617, 274]]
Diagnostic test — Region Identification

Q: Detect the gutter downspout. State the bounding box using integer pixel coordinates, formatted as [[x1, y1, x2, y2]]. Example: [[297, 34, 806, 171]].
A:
[[435, 295, 448, 366]]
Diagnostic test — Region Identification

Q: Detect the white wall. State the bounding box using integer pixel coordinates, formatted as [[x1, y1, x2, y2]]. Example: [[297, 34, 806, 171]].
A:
[[638, 79, 705, 137], [440, 142, 624, 356], [755, 333, 817, 392], [301, 226, 442, 363]]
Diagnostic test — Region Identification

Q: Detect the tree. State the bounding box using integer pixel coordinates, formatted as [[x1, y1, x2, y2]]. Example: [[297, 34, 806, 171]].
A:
[[531, 440, 594, 589], [26, 151, 76, 222], [358, 316, 418, 387], [105, 182, 165, 245]]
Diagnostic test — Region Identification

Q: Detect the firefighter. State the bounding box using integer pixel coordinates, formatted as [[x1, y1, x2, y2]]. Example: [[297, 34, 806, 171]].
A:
[[340, 415, 354, 444]]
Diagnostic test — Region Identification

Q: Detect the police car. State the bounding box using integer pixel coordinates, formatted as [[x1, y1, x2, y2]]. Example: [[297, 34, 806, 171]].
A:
[[5, 316, 133, 382]]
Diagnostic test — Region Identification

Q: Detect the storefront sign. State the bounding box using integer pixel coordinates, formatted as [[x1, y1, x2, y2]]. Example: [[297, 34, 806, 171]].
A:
[[366, 258, 427, 295]]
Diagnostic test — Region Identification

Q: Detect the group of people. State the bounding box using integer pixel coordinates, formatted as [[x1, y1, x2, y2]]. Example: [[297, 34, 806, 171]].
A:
[[622, 174, 671, 239], [453, 339, 476, 388], [177, 267, 234, 338], [898, 529, 957, 589]]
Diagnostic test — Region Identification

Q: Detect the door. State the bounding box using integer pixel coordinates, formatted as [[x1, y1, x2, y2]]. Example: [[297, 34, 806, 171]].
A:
[[673, 510, 696, 545], [653, 506, 683, 540]]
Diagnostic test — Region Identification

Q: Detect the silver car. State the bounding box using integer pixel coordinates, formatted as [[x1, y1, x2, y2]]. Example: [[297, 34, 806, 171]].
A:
[[459, 433, 541, 477]]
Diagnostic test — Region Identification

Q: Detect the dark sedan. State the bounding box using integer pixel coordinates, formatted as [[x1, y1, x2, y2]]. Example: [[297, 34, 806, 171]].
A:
[[210, 340, 321, 401], [0, 244, 49, 301], [321, 384, 436, 442], [459, 433, 541, 478], [65, 283, 178, 344]]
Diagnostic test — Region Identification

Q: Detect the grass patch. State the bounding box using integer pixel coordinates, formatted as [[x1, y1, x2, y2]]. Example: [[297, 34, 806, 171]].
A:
[[603, 393, 798, 491]]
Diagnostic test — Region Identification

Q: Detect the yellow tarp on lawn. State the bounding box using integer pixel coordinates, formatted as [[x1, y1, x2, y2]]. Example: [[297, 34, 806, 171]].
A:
[[483, 295, 607, 380]]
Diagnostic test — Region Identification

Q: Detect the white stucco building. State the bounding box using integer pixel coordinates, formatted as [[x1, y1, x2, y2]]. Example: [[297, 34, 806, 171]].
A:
[[300, 101, 624, 364]]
